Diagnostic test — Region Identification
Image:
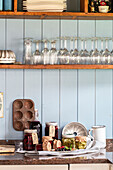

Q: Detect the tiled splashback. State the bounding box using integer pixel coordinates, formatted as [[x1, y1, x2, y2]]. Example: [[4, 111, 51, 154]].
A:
[[0, 19, 113, 140]]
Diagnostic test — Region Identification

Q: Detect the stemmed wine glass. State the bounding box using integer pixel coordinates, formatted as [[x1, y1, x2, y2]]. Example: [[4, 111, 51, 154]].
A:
[[79, 38, 84, 64], [91, 37, 101, 65], [110, 38, 113, 64], [57, 37, 65, 64], [80, 38, 90, 64], [102, 37, 111, 65], [32, 40, 43, 64], [60, 37, 70, 64], [84, 38, 90, 64], [24, 37, 33, 64], [90, 37, 94, 56], [69, 37, 74, 64], [49, 40, 58, 65], [42, 39, 49, 65], [100, 37, 104, 54], [71, 37, 79, 64]]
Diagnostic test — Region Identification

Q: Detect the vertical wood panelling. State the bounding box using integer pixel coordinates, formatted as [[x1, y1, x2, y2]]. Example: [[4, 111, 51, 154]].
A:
[[78, 20, 95, 130], [24, 70, 41, 121], [60, 70, 77, 128], [96, 70, 112, 138], [78, 70, 95, 130], [25, 20, 42, 53], [0, 19, 5, 139], [42, 20, 59, 136], [0, 19, 112, 140], [5, 70, 23, 139], [96, 20, 112, 138], [60, 20, 77, 135], [25, 20, 42, 121], [61, 20, 77, 51], [5, 19, 24, 139], [6, 19, 23, 63]]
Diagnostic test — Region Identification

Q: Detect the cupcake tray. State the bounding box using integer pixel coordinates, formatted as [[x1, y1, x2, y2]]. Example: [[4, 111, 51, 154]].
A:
[[13, 99, 35, 131]]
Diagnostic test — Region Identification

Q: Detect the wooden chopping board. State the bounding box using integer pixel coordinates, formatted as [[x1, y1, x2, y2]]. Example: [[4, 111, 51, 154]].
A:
[[0, 145, 15, 153]]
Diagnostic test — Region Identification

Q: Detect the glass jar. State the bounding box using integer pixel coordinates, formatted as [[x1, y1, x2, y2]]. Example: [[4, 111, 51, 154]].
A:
[[23, 129, 37, 151], [62, 134, 76, 149], [45, 122, 58, 139]]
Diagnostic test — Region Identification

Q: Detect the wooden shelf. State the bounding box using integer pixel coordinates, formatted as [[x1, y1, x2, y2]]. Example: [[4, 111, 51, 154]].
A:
[[0, 64, 113, 69], [0, 0, 112, 20], [1, 11, 113, 20]]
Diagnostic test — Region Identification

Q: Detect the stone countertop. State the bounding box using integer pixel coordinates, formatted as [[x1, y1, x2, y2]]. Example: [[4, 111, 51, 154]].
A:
[[0, 139, 112, 165]]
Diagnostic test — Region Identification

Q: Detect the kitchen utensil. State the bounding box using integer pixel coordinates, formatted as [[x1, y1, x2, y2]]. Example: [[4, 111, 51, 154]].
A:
[[0, 145, 15, 153], [0, 50, 16, 64], [89, 125, 106, 147], [15, 141, 23, 151], [62, 122, 87, 137], [13, 99, 35, 131]]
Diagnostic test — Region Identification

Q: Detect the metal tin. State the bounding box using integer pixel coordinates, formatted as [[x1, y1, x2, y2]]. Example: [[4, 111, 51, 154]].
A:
[[4, 0, 12, 11], [62, 122, 88, 137], [0, 0, 3, 11]]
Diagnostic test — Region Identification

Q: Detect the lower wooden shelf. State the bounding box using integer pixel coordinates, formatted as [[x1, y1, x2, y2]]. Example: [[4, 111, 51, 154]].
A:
[[0, 64, 113, 69]]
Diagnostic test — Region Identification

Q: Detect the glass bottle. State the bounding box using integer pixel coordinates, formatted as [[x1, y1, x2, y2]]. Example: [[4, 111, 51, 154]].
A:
[[94, 0, 99, 12], [30, 109, 42, 144], [4, 0, 12, 11], [90, 0, 95, 13]]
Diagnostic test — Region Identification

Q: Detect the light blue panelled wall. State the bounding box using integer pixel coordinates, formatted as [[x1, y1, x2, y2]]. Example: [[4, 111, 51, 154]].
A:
[[0, 19, 112, 140]]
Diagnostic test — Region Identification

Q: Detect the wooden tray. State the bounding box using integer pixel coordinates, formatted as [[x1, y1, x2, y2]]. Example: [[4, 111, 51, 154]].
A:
[[0, 145, 15, 153], [13, 99, 35, 131]]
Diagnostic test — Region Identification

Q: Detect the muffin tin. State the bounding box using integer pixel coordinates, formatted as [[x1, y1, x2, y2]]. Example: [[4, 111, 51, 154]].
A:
[[13, 99, 35, 131]]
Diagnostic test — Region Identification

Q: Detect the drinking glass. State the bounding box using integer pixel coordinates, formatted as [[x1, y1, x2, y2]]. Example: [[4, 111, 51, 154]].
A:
[[90, 37, 94, 56], [71, 37, 79, 64], [80, 38, 90, 64], [69, 37, 74, 64], [110, 38, 113, 64], [24, 38, 33, 64], [91, 37, 101, 65], [42, 40, 49, 65], [59, 37, 70, 64], [84, 38, 90, 64], [79, 38, 84, 64], [102, 38, 111, 65], [57, 37, 65, 64], [33, 40, 43, 64], [49, 40, 58, 65], [100, 37, 104, 54]]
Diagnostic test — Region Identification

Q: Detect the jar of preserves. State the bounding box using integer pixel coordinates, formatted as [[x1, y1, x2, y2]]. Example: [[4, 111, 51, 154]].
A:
[[23, 129, 38, 151], [45, 122, 58, 139], [62, 134, 76, 149]]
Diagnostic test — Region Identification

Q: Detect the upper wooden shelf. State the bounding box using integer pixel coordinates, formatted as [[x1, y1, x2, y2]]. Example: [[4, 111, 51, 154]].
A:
[[0, 0, 112, 20], [0, 64, 113, 69]]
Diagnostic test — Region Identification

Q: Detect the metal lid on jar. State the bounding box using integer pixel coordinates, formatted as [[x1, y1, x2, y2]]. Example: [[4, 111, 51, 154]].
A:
[[24, 129, 37, 134], [46, 122, 57, 126], [62, 134, 75, 138]]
